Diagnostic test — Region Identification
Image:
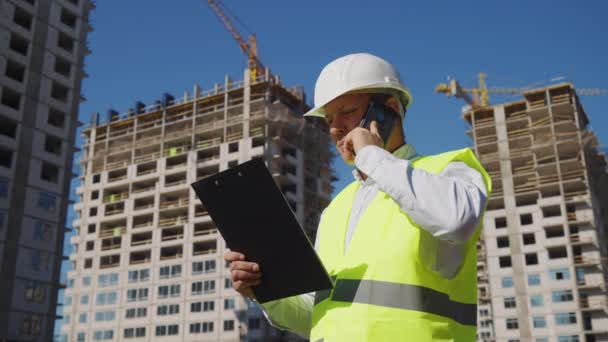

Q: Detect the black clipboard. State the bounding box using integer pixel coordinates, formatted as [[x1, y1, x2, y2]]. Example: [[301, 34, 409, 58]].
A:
[[191, 158, 334, 303]]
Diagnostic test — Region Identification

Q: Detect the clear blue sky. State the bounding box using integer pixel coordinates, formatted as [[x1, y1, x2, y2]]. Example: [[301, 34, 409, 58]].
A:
[[58, 0, 607, 334], [76, 0, 608, 192]]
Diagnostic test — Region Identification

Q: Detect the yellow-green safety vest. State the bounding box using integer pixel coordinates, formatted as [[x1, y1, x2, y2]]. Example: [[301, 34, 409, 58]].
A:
[[311, 148, 491, 342]]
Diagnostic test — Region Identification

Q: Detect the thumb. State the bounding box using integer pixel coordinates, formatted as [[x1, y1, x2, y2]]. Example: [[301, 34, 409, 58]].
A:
[[370, 120, 380, 136]]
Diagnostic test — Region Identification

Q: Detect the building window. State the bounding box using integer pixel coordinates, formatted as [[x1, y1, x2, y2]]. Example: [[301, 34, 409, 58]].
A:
[[44, 135, 63, 155], [5, 59, 26, 82], [60, 8, 77, 28], [0, 177, 9, 197], [155, 325, 178, 336], [76, 332, 85, 342], [557, 336, 580, 342], [13, 6, 33, 30], [80, 294, 88, 305], [224, 298, 235, 310], [0, 210, 5, 231], [545, 225, 565, 238], [223, 320, 235, 331], [555, 312, 577, 325], [497, 236, 509, 248], [86, 241, 94, 251], [499, 256, 512, 268], [552, 290, 573, 303], [94, 311, 116, 322], [528, 274, 541, 286], [533, 316, 546, 328], [495, 217, 507, 229], [51, 81, 69, 103], [157, 304, 180, 316], [78, 313, 87, 323], [128, 269, 150, 283], [190, 323, 202, 334], [48, 108, 66, 128], [520, 213, 533, 225], [92, 330, 114, 341], [504, 297, 516, 309], [64, 296, 72, 305], [125, 307, 147, 319], [225, 277, 232, 288], [1, 87, 21, 110], [21, 315, 42, 336], [24, 282, 46, 303], [525, 253, 538, 265], [37, 191, 56, 212], [126, 288, 148, 302], [192, 259, 216, 274], [98, 273, 119, 287], [549, 268, 571, 280], [522, 233, 535, 245], [506, 318, 518, 330], [95, 291, 117, 305], [159, 264, 181, 278], [9, 33, 29, 56], [192, 280, 215, 294], [33, 221, 52, 241], [479, 309, 489, 317], [57, 31, 74, 53], [530, 294, 543, 307], [548, 246, 568, 259], [123, 327, 145, 339], [40, 162, 60, 183]]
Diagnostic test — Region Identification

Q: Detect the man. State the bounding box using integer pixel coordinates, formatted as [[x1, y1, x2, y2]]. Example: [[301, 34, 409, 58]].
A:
[[225, 53, 491, 341]]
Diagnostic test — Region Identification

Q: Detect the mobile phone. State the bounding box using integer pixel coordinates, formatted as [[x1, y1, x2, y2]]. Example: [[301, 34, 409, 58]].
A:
[[358, 100, 397, 145]]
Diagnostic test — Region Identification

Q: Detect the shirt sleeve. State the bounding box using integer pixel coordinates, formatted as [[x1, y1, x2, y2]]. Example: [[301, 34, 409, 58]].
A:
[[354, 145, 488, 243]]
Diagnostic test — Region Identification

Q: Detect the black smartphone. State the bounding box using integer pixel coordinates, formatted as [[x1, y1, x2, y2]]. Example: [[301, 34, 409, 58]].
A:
[[358, 100, 397, 144]]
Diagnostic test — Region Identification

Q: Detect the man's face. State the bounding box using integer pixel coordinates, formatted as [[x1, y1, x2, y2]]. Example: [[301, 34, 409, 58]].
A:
[[324, 93, 370, 145]]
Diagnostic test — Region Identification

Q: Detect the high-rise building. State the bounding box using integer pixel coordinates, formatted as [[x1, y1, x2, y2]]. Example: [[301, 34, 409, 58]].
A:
[[468, 83, 608, 342], [60, 70, 334, 341], [0, 0, 94, 340]]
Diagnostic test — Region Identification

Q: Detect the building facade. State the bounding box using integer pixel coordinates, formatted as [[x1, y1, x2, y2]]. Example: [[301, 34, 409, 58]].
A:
[[469, 84, 608, 342], [60, 70, 334, 341], [0, 0, 93, 340]]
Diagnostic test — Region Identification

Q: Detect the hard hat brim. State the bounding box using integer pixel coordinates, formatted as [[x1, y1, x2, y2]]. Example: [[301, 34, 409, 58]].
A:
[[303, 83, 412, 119]]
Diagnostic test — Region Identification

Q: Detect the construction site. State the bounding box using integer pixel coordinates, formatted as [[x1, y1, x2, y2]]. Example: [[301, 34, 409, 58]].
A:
[[444, 82, 608, 342], [60, 68, 334, 341]]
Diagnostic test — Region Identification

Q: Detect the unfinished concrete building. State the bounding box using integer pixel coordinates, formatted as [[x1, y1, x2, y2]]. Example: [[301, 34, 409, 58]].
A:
[[0, 0, 94, 340], [467, 83, 608, 342], [60, 69, 334, 342]]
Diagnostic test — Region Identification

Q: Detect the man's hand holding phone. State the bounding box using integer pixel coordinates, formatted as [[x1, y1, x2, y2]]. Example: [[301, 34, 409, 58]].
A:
[[337, 120, 384, 163]]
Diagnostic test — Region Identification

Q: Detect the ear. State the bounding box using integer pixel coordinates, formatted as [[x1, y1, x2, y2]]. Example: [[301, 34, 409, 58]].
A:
[[384, 96, 403, 116]]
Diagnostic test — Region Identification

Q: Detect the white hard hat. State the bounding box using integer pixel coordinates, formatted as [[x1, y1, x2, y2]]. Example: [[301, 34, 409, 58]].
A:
[[303, 53, 412, 119]]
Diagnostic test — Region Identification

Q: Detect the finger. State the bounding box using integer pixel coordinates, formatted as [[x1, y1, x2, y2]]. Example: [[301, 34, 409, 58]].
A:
[[224, 251, 245, 262], [231, 269, 262, 281], [230, 261, 260, 273], [233, 279, 261, 292], [370, 120, 380, 136]]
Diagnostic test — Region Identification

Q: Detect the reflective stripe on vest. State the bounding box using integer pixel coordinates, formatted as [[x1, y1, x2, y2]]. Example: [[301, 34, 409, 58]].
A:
[[315, 279, 477, 326]]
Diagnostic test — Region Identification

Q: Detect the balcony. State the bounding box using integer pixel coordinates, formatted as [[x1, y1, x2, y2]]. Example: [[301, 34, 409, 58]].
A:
[[99, 254, 120, 269], [574, 255, 601, 266], [99, 226, 125, 238], [101, 237, 121, 251], [130, 250, 151, 265], [580, 297, 607, 311], [570, 234, 596, 246], [161, 227, 184, 241], [160, 245, 183, 260], [104, 191, 128, 203], [159, 215, 187, 228], [134, 151, 160, 164], [193, 240, 217, 256], [159, 197, 189, 210], [131, 232, 152, 247]]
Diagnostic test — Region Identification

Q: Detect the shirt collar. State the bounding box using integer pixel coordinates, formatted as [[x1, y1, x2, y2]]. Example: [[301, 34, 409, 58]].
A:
[[352, 144, 417, 182]]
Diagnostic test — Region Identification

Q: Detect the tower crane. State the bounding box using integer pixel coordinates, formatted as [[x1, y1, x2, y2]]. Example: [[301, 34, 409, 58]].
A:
[[207, 0, 265, 81], [436, 73, 608, 109]]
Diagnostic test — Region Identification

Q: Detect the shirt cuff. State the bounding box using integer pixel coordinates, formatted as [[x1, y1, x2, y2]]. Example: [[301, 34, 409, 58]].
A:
[[355, 145, 395, 176]]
